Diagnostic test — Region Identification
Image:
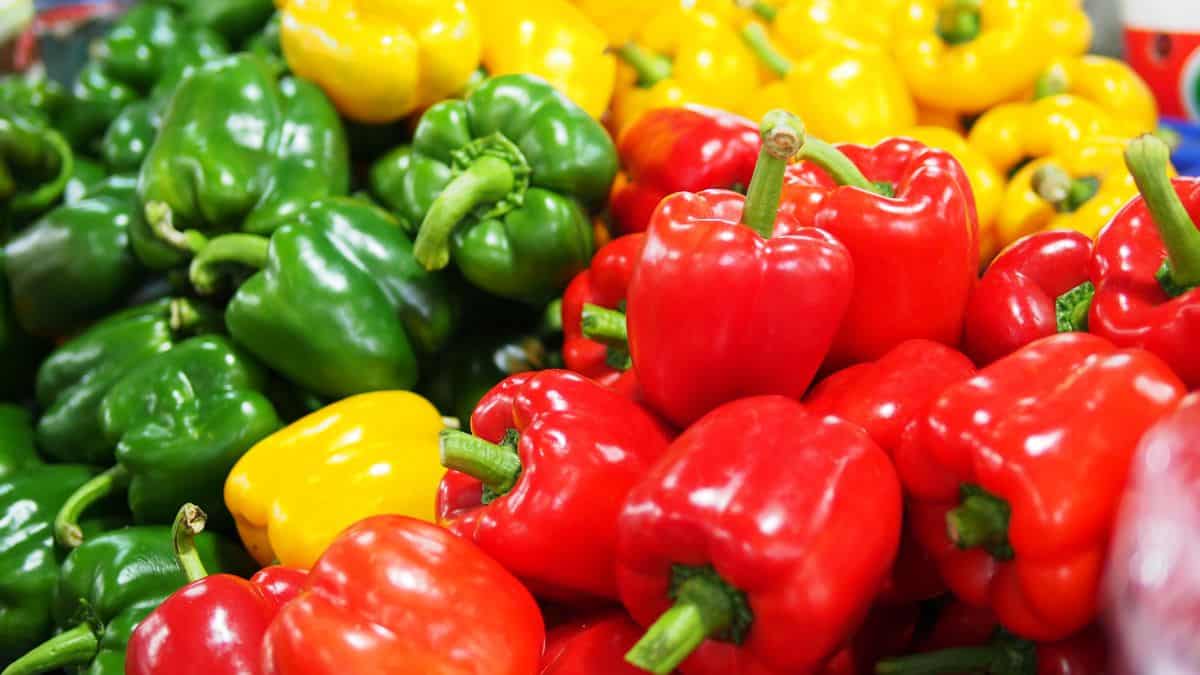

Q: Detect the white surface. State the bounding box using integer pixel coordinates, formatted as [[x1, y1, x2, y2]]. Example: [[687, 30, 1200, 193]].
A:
[[1121, 0, 1200, 32]]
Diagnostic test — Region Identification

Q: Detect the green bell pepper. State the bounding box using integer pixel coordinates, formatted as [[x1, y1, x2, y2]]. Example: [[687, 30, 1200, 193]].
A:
[[0, 70, 65, 123], [137, 53, 350, 270], [63, 157, 108, 205], [423, 332, 555, 424], [35, 298, 218, 465], [157, 0, 276, 46], [2, 521, 253, 675], [188, 197, 457, 398], [56, 63, 139, 154], [5, 175, 145, 337], [246, 11, 283, 69], [53, 335, 281, 546], [99, 101, 159, 173], [0, 404, 37, 478], [0, 101, 74, 230], [370, 73, 615, 303], [0, 255, 47, 402]]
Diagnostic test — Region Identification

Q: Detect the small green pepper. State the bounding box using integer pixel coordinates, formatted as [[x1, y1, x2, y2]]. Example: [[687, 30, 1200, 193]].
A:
[[99, 101, 160, 173]]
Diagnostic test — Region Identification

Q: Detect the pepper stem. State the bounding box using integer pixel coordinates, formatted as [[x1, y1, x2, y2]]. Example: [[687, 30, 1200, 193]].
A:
[[625, 574, 739, 674], [581, 303, 628, 345], [1124, 134, 1200, 292], [615, 43, 673, 88], [54, 465, 130, 549], [144, 201, 209, 254], [741, 110, 804, 238], [172, 503, 210, 583], [947, 485, 1013, 560], [9, 129, 73, 215], [188, 233, 271, 294], [1055, 281, 1095, 332], [439, 429, 522, 498], [1033, 165, 1099, 213], [413, 156, 516, 271], [735, 0, 778, 22], [740, 23, 792, 78], [937, 0, 982, 46], [875, 646, 1001, 675], [1033, 63, 1069, 99], [798, 138, 880, 194], [0, 623, 99, 675]]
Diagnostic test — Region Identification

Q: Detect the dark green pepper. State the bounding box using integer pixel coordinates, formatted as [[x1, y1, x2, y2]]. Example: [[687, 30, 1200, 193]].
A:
[[188, 197, 457, 398], [423, 333, 554, 424], [99, 101, 160, 173], [0, 404, 37, 478], [35, 298, 218, 465], [0, 101, 74, 230], [63, 157, 108, 205], [0, 70, 65, 122], [53, 335, 281, 546], [2, 521, 253, 675], [0, 254, 47, 402], [157, 0, 276, 45], [5, 175, 145, 337], [137, 53, 350, 270], [56, 63, 139, 152], [370, 74, 615, 303]]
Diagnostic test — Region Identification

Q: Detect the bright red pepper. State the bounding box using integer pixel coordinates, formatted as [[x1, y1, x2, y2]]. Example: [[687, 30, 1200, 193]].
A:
[[436, 369, 673, 603], [779, 137, 979, 369], [561, 233, 645, 387], [127, 504, 307, 675], [610, 106, 760, 235], [1087, 134, 1200, 388], [1106, 392, 1200, 675], [806, 339, 977, 605], [261, 515, 544, 675], [617, 395, 902, 675], [894, 333, 1186, 642], [626, 111, 854, 427], [963, 231, 1094, 367], [540, 612, 647, 675]]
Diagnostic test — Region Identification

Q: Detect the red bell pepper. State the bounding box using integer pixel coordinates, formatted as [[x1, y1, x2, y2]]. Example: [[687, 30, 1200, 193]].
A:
[[1088, 134, 1200, 388], [261, 515, 544, 675], [626, 111, 854, 427], [561, 233, 645, 387], [963, 231, 1094, 366], [540, 612, 648, 675], [894, 333, 1186, 642], [617, 395, 902, 675], [437, 369, 673, 603], [610, 106, 761, 235], [126, 504, 307, 675], [779, 137, 979, 369], [1106, 392, 1200, 675], [806, 339, 977, 605]]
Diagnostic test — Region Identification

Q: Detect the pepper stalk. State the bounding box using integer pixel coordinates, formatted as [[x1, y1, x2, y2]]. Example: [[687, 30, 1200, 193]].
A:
[[1124, 133, 1200, 297]]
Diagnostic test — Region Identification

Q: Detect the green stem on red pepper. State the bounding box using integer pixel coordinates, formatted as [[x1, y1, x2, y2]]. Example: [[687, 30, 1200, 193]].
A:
[[1032, 165, 1100, 213], [947, 485, 1014, 561], [54, 465, 130, 549], [172, 503, 210, 584], [581, 303, 628, 345], [937, 0, 983, 46], [741, 110, 804, 238], [0, 623, 99, 675], [739, 22, 792, 79], [439, 429, 523, 502], [188, 232, 271, 294], [616, 43, 673, 88], [798, 137, 884, 195], [1124, 133, 1200, 296], [1055, 281, 1095, 332]]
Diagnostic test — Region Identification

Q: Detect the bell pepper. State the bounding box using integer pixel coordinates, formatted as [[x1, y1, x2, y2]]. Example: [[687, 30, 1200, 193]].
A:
[[562, 233, 643, 387], [136, 53, 349, 270], [780, 135, 978, 369], [627, 111, 853, 427], [187, 198, 457, 398], [893, 0, 1090, 115], [246, 11, 283, 72], [1086, 135, 1200, 388], [34, 298, 218, 465], [275, 0, 479, 124], [806, 340, 977, 605], [1034, 55, 1156, 136], [468, 0, 615, 119], [895, 333, 1185, 641], [541, 612, 647, 675], [572, 0, 743, 47], [4, 175, 143, 337], [1, 522, 254, 675], [967, 95, 1123, 180], [0, 100, 73, 230], [0, 404, 35, 478], [159, 0, 276, 46], [99, 100, 160, 173], [0, 70, 65, 123], [127, 504, 307, 675], [747, 0, 900, 57], [740, 25, 916, 145], [0, 254, 46, 401], [225, 391, 448, 569], [422, 331, 556, 425], [437, 370, 672, 602], [1106, 393, 1200, 675], [609, 106, 760, 236], [618, 395, 902, 674], [963, 230, 1093, 366], [63, 157, 108, 204], [376, 73, 615, 303], [52, 335, 281, 549], [261, 515, 544, 675]]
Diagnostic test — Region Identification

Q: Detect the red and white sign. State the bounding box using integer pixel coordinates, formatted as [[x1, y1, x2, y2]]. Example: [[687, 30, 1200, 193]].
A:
[[1123, 0, 1200, 120]]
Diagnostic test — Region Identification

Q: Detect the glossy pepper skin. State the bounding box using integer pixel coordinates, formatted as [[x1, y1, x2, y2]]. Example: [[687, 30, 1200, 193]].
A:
[[895, 333, 1185, 641], [967, 95, 1123, 180], [99, 100, 160, 173], [618, 396, 902, 675], [374, 73, 615, 303], [963, 230, 1093, 366], [609, 106, 760, 236], [127, 504, 307, 675], [540, 612, 647, 675], [781, 136, 978, 369], [1034, 55, 1156, 136], [262, 515, 545, 675], [136, 53, 349, 270], [752, 0, 900, 57], [806, 340, 976, 605], [226, 391, 448, 569], [159, 0, 276, 45], [4, 175, 143, 337], [628, 112, 853, 427], [438, 370, 672, 602], [276, 0, 480, 124], [0, 100, 73, 230], [188, 198, 457, 398], [562, 234, 644, 386]]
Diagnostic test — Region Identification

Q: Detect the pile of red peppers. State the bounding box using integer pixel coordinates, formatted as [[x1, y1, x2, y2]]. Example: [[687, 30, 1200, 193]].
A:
[[122, 108, 1200, 675]]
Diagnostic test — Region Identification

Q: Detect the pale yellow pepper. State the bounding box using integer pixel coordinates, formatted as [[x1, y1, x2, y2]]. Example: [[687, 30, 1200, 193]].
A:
[[225, 391, 447, 568], [1033, 55, 1158, 136], [759, 0, 902, 57]]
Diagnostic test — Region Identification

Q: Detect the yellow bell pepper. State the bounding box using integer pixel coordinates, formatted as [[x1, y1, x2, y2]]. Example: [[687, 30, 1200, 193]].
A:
[[740, 23, 915, 144], [468, 0, 615, 119], [225, 391, 446, 568], [1033, 55, 1158, 136], [276, 0, 481, 124], [752, 0, 901, 57], [893, 0, 1090, 114], [572, 0, 744, 46]]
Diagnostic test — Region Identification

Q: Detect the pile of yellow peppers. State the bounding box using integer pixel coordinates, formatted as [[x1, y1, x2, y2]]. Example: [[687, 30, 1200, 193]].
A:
[[275, 0, 1163, 264]]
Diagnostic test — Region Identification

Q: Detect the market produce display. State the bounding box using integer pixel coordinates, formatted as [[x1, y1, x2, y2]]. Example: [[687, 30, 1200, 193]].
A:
[[0, 0, 1197, 673]]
